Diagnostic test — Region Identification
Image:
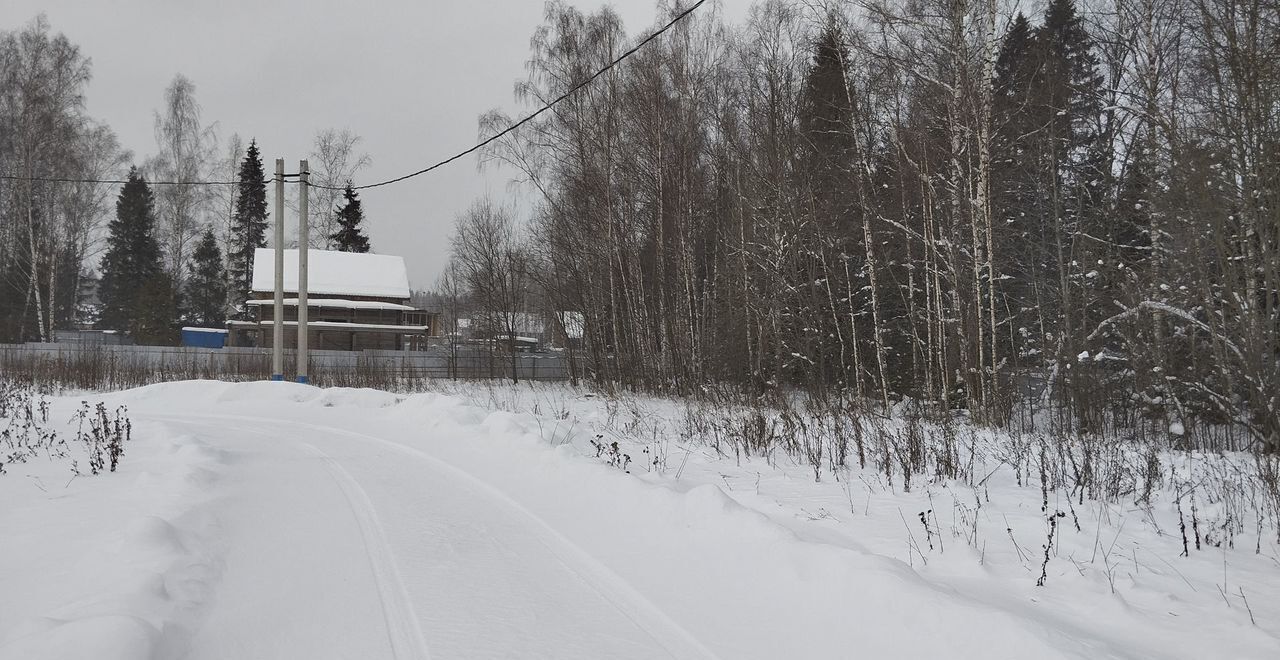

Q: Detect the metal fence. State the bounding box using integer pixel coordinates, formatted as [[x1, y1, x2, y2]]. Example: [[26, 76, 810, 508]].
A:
[[0, 342, 575, 390]]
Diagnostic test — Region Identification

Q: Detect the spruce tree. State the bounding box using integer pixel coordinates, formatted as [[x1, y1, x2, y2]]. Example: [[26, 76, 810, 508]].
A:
[[991, 13, 1044, 330], [132, 272, 178, 346], [54, 242, 82, 329], [330, 184, 371, 253], [183, 227, 228, 327], [993, 14, 1037, 167], [1034, 0, 1104, 181], [793, 18, 861, 383], [989, 0, 1106, 367], [1037, 0, 1105, 301], [799, 20, 856, 233], [98, 168, 164, 332], [1114, 144, 1154, 269], [228, 139, 269, 317], [993, 14, 1040, 223]]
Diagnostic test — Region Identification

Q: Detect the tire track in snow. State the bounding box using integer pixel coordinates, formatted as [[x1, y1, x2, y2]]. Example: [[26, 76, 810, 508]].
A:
[[295, 443, 433, 660], [151, 411, 722, 660], [151, 416, 431, 660]]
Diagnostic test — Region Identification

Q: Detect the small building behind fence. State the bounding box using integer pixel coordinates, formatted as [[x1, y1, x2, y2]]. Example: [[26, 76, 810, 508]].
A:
[[181, 327, 228, 348], [53, 329, 128, 345], [228, 249, 439, 351]]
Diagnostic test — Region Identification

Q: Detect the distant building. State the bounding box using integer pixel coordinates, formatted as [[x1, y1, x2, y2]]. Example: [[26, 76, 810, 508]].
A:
[[228, 249, 439, 351], [53, 329, 128, 345], [74, 273, 101, 330], [455, 310, 583, 350], [181, 327, 228, 348]]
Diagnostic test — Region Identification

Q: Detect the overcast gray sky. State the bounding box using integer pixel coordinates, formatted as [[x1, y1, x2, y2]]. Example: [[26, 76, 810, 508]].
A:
[[8, 0, 747, 290]]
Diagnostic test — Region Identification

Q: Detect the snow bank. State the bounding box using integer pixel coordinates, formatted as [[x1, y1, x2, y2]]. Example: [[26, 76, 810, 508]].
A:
[[381, 381, 1280, 659], [0, 424, 228, 660], [4, 380, 1277, 659]]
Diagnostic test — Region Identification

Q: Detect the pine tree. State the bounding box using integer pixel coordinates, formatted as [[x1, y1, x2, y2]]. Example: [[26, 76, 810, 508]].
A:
[[330, 184, 371, 253], [228, 139, 268, 317], [183, 227, 228, 327], [98, 168, 164, 332]]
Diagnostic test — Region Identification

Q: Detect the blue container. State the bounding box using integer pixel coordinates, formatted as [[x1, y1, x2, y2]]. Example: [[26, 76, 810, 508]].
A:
[[181, 327, 228, 348]]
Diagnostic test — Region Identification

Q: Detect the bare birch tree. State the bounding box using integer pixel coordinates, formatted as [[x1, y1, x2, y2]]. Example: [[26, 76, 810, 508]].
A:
[[148, 74, 216, 288], [0, 16, 124, 341], [308, 128, 371, 249]]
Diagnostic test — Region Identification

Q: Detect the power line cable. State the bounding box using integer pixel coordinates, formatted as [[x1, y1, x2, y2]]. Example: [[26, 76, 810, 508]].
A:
[[0, 173, 280, 186], [0, 0, 706, 192], [310, 0, 707, 192]]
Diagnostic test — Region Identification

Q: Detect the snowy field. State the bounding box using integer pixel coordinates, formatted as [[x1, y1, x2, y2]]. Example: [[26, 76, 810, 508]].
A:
[[1, 379, 1277, 659]]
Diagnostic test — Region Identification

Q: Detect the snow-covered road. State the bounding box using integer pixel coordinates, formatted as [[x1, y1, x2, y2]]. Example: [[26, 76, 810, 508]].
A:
[[2, 381, 1276, 659], [157, 413, 715, 660]]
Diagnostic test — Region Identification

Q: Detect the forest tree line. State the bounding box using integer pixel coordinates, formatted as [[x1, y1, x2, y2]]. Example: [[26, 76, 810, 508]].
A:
[[446, 0, 1278, 450], [0, 16, 374, 345]]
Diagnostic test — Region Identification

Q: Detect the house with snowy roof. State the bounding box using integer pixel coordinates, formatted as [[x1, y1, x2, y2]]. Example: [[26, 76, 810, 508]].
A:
[[227, 249, 438, 351], [456, 310, 584, 349]]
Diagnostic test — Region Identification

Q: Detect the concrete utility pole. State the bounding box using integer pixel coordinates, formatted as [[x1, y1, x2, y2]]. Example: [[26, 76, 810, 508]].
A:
[[272, 158, 285, 381], [297, 160, 309, 384]]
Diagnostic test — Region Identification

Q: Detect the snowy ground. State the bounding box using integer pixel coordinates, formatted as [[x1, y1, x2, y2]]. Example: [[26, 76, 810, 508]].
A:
[[1, 380, 1277, 659]]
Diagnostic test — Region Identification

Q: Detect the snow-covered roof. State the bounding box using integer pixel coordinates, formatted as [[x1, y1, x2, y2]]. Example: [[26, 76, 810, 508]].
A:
[[245, 298, 416, 311], [181, 327, 229, 334], [493, 334, 540, 344], [251, 249, 411, 299]]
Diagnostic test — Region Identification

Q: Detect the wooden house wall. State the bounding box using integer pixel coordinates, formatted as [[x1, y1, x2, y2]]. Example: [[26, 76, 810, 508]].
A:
[[256, 327, 404, 351], [234, 293, 441, 351]]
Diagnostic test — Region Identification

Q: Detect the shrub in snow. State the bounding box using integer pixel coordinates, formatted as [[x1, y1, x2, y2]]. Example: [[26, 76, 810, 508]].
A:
[[590, 434, 632, 473], [0, 379, 131, 477]]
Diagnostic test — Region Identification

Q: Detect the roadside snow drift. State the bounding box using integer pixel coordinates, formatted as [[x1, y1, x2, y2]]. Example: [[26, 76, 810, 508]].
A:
[[1, 380, 1276, 659]]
